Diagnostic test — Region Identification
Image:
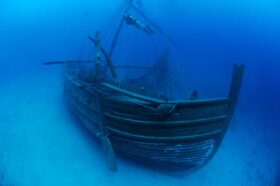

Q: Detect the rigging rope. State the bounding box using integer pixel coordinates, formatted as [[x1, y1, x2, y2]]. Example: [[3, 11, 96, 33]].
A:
[[119, 24, 127, 85], [102, 2, 126, 45], [82, 0, 191, 99], [174, 59, 190, 98], [128, 1, 190, 99]]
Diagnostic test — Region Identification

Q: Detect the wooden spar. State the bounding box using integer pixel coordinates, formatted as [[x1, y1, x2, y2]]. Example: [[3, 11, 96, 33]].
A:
[[95, 32, 102, 77], [94, 31, 117, 172], [88, 36, 117, 78], [227, 63, 245, 120], [109, 0, 134, 57], [131, 5, 176, 46], [43, 61, 172, 72], [42, 60, 94, 65], [114, 65, 171, 70], [217, 63, 245, 147], [195, 63, 245, 170]]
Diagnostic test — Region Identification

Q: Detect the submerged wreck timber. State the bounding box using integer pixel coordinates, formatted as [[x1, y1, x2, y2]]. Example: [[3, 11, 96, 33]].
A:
[[44, 0, 244, 172]]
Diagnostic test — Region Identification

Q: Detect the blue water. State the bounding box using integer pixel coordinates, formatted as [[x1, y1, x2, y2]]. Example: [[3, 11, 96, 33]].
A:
[[0, 0, 279, 185]]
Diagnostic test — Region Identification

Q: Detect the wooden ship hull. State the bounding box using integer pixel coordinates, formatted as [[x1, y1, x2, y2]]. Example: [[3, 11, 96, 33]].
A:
[[44, 0, 245, 172], [63, 62, 244, 171]]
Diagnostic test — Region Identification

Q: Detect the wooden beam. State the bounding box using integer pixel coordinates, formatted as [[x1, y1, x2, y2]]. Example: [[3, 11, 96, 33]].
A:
[[42, 60, 94, 65], [107, 127, 222, 141], [105, 113, 227, 126], [228, 63, 245, 119], [88, 36, 117, 78], [95, 32, 118, 172]]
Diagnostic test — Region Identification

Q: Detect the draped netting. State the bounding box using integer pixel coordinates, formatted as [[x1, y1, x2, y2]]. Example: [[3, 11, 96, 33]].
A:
[[82, 0, 192, 100]]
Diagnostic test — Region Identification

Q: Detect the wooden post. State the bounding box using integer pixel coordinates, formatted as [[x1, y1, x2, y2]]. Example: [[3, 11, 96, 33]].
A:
[[194, 63, 245, 171], [88, 36, 117, 78], [95, 31, 101, 78], [227, 63, 245, 120], [94, 31, 117, 172]]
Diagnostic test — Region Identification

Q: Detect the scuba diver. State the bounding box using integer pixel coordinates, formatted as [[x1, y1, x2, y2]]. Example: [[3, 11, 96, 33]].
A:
[[124, 14, 154, 35]]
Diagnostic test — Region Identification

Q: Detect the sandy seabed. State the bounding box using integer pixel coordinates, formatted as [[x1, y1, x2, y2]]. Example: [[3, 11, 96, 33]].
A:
[[0, 67, 278, 186]]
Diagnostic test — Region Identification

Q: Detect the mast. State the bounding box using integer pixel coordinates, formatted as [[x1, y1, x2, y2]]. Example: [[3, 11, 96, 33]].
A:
[[88, 36, 117, 78], [94, 31, 118, 172], [109, 0, 134, 57], [94, 32, 102, 78]]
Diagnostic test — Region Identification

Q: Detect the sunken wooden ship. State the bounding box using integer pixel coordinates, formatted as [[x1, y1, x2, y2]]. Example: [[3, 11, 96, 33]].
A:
[[46, 0, 244, 172]]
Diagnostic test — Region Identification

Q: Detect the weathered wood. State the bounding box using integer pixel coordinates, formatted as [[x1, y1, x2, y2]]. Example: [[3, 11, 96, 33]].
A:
[[105, 112, 227, 126], [43, 60, 94, 65], [88, 36, 116, 78], [228, 63, 245, 120], [102, 82, 164, 103], [110, 135, 216, 167], [62, 62, 244, 170], [94, 32, 117, 172], [103, 97, 229, 121], [107, 127, 222, 141], [66, 87, 227, 138], [103, 82, 231, 105], [194, 63, 245, 170], [44, 0, 246, 171]]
